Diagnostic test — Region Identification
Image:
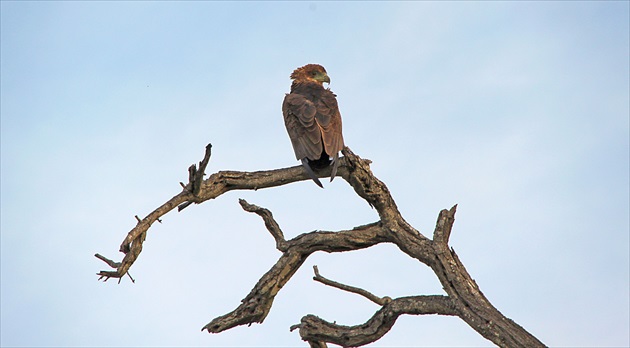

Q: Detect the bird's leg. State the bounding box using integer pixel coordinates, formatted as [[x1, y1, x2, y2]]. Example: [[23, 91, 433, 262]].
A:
[[301, 158, 324, 188]]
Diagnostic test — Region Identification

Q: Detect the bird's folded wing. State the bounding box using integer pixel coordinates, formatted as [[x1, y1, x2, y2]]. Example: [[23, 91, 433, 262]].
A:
[[283, 93, 323, 161], [315, 91, 344, 157]]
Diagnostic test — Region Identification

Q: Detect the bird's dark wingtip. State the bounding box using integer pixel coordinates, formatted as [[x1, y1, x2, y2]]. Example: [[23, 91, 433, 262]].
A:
[[301, 158, 324, 188], [329, 153, 340, 183], [314, 178, 324, 188]]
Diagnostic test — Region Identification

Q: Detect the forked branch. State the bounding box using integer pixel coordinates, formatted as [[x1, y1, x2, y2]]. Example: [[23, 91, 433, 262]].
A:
[[296, 295, 458, 347], [201, 200, 389, 333], [178, 143, 213, 211]]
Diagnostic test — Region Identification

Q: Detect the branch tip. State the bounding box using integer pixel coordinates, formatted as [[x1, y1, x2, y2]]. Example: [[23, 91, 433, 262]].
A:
[[239, 199, 286, 250], [433, 204, 457, 247], [94, 253, 120, 268], [312, 265, 388, 306], [238, 198, 253, 211], [192, 143, 213, 196]]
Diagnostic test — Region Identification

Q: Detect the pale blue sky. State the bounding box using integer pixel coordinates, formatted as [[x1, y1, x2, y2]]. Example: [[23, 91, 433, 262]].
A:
[[1, 1, 628, 347]]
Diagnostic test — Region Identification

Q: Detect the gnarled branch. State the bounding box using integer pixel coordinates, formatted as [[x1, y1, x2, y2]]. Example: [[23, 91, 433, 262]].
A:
[[297, 295, 458, 347], [238, 199, 288, 252], [96, 145, 545, 347], [295, 266, 457, 346], [95, 146, 341, 281], [201, 201, 389, 333]]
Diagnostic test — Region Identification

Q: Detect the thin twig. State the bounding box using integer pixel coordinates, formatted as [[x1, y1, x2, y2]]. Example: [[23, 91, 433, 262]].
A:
[[94, 253, 134, 283], [312, 265, 391, 306], [94, 253, 120, 268]]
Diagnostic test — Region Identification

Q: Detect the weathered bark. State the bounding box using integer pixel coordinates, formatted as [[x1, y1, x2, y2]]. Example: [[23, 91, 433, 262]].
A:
[[297, 295, 458, 347], [96, 145, 545, 347]]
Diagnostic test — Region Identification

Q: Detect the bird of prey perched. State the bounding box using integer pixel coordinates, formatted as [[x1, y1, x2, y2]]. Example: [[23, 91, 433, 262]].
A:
[[282, 64, 344, 188]]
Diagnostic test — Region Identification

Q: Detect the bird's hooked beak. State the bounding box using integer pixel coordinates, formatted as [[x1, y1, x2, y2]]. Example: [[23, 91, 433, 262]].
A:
[[314, 72, 331, 85]]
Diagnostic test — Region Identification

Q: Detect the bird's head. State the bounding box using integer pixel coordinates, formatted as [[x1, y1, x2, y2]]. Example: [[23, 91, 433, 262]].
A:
[[290, 64, 330, 85]]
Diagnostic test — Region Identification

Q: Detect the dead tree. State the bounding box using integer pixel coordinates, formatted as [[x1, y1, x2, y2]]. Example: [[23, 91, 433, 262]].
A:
[[96, 144, 545, 347]]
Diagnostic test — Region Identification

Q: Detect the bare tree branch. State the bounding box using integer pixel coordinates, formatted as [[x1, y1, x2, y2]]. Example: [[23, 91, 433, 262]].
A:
[[96, 145, 545, 347], [201, 219, 389, 333], [96, 190, 192, 281], [296, 295, 458, 347], [306, 341, 327, 348], [432, 204, 458, 247], [94, 253, 120, 269], [94, 253, 135, 283], [312, 265, 391, 306], [95, 150, 335, 281], [238, 198, 287, 252], [179, 143, 213, 211]]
